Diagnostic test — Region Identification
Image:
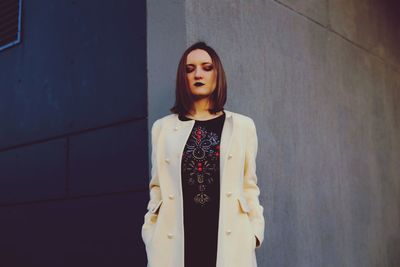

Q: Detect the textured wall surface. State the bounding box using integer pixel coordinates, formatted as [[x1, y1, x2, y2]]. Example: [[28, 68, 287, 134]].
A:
[[147, 0, 186, 128], [0, 1, 147, 266], [148, 0, 400, 266]]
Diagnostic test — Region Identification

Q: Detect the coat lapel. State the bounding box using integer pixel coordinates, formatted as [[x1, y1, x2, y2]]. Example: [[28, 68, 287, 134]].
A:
[[219, 110, 234, 182], [174, 117, 195, 160]]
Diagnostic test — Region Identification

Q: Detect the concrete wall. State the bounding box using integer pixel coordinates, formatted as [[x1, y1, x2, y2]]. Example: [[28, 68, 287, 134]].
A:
[[147, 0, 186, 127], [148, 0, 400, 266], [0, 1, 148, 266]]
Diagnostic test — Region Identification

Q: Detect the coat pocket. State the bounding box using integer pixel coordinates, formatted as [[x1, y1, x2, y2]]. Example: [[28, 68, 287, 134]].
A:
[[237, 196, 256, 251], [142, 199, 163, 246], [148, 199, 163, 215], [237, 196, 250, 213]]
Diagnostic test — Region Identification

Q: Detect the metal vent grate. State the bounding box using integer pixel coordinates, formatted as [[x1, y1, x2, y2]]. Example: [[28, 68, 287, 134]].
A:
[[0, 0, 22, 52]]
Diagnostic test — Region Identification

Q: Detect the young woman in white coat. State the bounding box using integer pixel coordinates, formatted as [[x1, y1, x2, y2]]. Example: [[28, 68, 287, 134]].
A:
[[142, 41, 265, 267]]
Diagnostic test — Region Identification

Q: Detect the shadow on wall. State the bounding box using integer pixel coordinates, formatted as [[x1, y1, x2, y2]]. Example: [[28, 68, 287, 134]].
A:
[[376, 0, 400, 60]]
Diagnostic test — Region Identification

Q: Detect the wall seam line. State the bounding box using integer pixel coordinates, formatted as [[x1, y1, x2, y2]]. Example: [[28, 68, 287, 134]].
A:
[[271, 0, 400, 75]]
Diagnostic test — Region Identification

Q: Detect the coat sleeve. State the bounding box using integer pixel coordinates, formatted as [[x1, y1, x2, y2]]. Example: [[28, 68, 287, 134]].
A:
[[243, 118, 265, 249], [147, 119, 162, 210], [143, 119, 163, 226]]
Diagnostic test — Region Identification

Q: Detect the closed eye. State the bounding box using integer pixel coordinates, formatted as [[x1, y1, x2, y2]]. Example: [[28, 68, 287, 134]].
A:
[[203, 64, 214, 71], [186, 66, 194, 73], [185, 63, 214, 73]]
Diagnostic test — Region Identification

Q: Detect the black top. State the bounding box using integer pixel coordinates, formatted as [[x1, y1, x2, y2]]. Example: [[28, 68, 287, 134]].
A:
[[179, 111, 226, 267]]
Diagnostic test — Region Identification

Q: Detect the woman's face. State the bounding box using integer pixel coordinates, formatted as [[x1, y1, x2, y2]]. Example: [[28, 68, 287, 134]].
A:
[[185, 49, 217, 98]]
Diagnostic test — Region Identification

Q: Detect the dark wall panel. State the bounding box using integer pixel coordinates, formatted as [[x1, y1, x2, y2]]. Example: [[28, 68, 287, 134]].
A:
[[69, 120, 148, 196], [0, 0, 146, 148], [0, 140, 66, 204], [0, 0, 148, 265], [0, 192, 148, 267]]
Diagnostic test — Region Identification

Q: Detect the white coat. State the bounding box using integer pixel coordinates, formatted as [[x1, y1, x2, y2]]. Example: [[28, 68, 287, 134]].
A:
[[141, 110, 265, 267]]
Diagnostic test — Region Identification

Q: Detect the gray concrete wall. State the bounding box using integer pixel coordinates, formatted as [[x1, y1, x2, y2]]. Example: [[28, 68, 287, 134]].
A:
[[147, 0, 186, 128], [148, 0, 400, 266]]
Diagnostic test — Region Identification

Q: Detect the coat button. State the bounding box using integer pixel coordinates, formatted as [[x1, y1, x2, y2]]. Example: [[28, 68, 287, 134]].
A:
[[167, 233, 174, 239], [174, 126, 179, 131], [169, 194, 174, 200], [226, 192, 232, 197], [225, 229, 232, 235], [165, 158, 170, 163], [228, 154, 233, 159]]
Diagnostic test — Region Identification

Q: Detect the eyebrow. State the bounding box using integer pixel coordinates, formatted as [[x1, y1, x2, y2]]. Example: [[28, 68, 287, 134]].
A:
[[186, 62, 213, 66]]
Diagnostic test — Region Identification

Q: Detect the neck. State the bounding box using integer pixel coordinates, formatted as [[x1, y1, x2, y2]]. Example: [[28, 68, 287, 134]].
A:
[[186, 97, 222, 120], [190, 98, 212, 116]]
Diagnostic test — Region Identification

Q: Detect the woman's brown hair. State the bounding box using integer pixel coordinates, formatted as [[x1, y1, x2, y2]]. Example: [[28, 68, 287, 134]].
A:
[[170, 41, 227, 116]]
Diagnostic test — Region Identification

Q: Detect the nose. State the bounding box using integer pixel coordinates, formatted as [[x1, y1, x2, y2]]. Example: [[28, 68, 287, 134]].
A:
[[194, 68, 203, 79]]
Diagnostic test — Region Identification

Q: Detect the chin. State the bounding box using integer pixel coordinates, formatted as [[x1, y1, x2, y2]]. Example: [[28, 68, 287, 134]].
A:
[[191, 92, 212, 99], [191, 87, 211, 94]]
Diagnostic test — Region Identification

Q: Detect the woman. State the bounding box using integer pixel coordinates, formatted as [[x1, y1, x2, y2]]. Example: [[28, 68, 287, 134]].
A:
[[141, 41, 265, 267]]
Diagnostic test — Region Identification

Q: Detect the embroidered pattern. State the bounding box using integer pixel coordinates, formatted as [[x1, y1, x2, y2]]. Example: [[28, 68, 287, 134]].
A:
[[182, 125, 220, 206]]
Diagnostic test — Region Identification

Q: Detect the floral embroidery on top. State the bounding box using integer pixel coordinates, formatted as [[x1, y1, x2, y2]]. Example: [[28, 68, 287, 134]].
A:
[[182, 124, 221, 206]]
